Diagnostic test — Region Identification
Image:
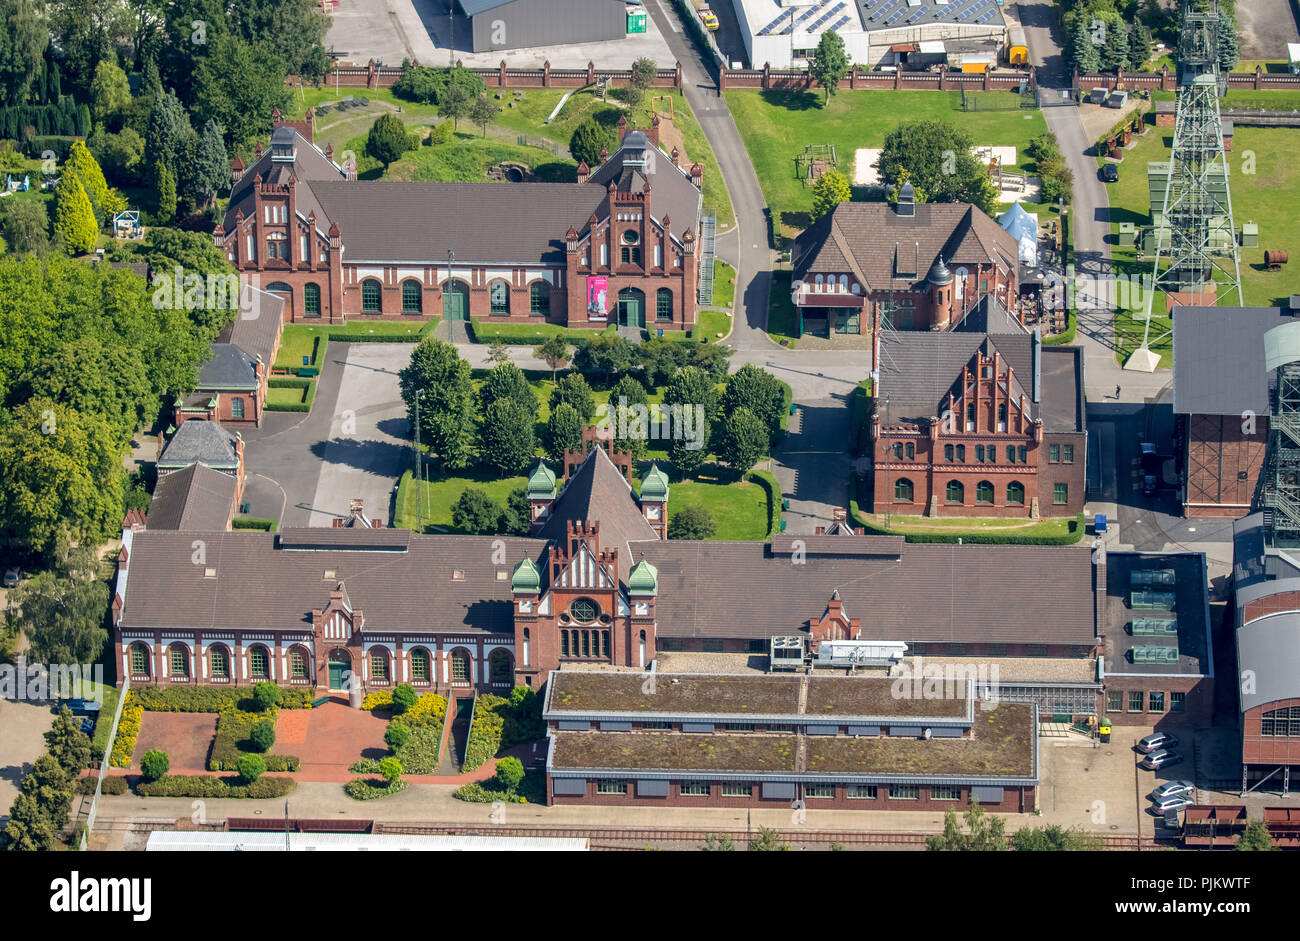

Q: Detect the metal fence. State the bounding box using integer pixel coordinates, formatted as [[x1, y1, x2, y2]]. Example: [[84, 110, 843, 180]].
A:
[[80, 677, 130, 850]]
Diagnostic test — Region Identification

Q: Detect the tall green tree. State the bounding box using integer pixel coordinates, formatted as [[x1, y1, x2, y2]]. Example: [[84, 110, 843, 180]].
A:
[[664, 364, 715, 479], [570, 116, 616, 168], [1099, 13, 1130, 71], [1237, 819, 1276, 851], [810, 169, 851, 221], [722, 363, 785, 444], [0, 0, 49, 106], [66, 140, 125, 224], [609, 373, 649, 458], [437, 83, 471, 131], [1069, 14, 1101, 73], [1216, 13, 1239, 71], [450, 487, 505, 534], [144, 90, 193, 179], [0, 198, 50, 255], [192, 118, 229, 207], [545, 401, 583, 463], [550, 372, 596, 424], [188, 35, 292, 150], [469, 94, 500, 138], [808, 30, 850, 105], [926, 801, 1008, 851], [53, 174, 97, 255], [45, 708, 92, 774], [876, 120, 998, 216], [3, 792, 57, 851], [152, 160, 176, 223], [478, 361, 535, 416], [47, 0, 114, 99], [399, 337, 475, 469], [573, 332, 632, 380], [366, 112, 415, 171], [533, 333, 570, 383], [479, 398, 538, 476], [718, 407, 766, 477], [1128, 22, 1151, 70]]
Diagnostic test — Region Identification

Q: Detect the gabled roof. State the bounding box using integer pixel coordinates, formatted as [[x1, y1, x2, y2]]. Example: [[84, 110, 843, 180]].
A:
[[536, 446, 658, 582], [145, 462, 237, 531], [876, 332, 1035, 423], [955, 295, 1029, 336], [196, 343, 258, 391], [586, 134, 703, 246], [158, 421, 241, 470], [216, 286, 285, 370], [223, 130, 346, 232]]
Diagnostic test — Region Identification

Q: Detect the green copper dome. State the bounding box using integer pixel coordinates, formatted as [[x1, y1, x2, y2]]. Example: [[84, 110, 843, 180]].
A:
[[526, 461, 557, 499], [627, 557, 659, 596], [511, 557, 541, 593], [640, 463, 670, 501]]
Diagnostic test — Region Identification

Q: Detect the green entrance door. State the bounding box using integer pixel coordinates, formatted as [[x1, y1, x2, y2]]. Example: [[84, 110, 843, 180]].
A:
[[328, 661, 346, 690], [442, 279, 468, 320], [617, 288, 644, 328]]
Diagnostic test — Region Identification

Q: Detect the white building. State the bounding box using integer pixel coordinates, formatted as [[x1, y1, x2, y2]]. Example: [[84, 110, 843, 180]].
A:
[[731, 0, 1009, 70]]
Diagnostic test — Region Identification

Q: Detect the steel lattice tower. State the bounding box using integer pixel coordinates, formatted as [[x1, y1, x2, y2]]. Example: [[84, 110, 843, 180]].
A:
[[1139, 1, 1243, 339], [1255, 363, 1300, 548]]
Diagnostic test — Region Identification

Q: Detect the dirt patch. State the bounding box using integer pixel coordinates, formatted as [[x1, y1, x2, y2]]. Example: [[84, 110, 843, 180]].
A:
[[135, 712, 217, 771]]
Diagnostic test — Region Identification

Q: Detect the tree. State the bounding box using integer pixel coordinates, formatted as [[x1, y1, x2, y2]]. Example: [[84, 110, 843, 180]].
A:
[[609, 373, 649, 458], [188, 35, 292, 150], [247, 719, 274, 752], [876, 119, 997, 216], [748, 826, 789, 851], [191, 118, 229, 208], [630, 57, 658, 93], [570, 116, 616, 168], [811, 169, 851, 222], [722, 363, 785, 444], [546, 401, 584, 463], [550, 372, 596, 424], [0, 0, 49, 107], [438, 82, 471, 131], [0, 197, 50, 255], [45, 708, 92, 774], [379, 756, 403, 784], [0, 399, 126, 555], [574, 332, 633, 380], [1237, 819, 1276, 851], [469, 94, 500, 138], [140, 749, 170, 782], [718, 408, 767, 477], [236, 754, 266, 783], [90, 126, 145, 187], [66, 140, 124, 224], [1099, 14, 1130, 71], [3, 792, 57, 851], [808, 30, 850, 105], [1069, 14, 1101, 74], [1128, 22, 1151, 70], [400, 338, 475, 469], [533, 334, 570, 383], [89, 59, 131, 130], [478, 361, 535, 416], [252, 681, 282, 711], [486, 337, 511, 366], [8, 554, 110, 668], [668, 504, 715, 540], [384, 721, 410, 750], [22, 754, 74, 831], [366, 112, 415, 171], [143, 90, 192, 180], [480, 397, 538, 476], [664, 365, 715, 479], [451, 487, 506, 535], [502, 487, 532, 536], [926, 801, 1008, 851], [700, 834, 735, 851], [391, 683, 418, 714], [634, 336, 687, 389], [151, 160, 175, 224], [1012, 825, 1102, 851], [53, 173, 97, 255], [1217, 13, 1239, 71], [495, 755, 525, 791]]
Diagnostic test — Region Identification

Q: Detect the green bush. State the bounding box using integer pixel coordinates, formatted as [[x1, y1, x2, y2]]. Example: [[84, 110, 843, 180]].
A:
[[384, 722, 411, 751], [344, 777, 409, 800], [128, 685, 313, 713], [252, 682, 282, 712], [237, 754, 266, 783], [379, 756, 402, 782], [76, 775, 128, 795], [231, 517, 277, 532], [453, 770, 544, 805], [250, 719, 276, 752], [349, 758, 383, 774], [135, 773, 294, 799], [391, 684, 418, 714], [391, 723, 441, 774], [140, 749, 170, 782], [750, 468, 783, 538], [462, 694, 506, 772], [110, 700, 143, 769], [210, 706, 299, 772], [495, 756, 525, 791]]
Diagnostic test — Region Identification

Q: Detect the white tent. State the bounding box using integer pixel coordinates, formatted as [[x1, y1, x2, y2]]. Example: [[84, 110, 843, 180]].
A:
[[998, 202, 1039, 268]]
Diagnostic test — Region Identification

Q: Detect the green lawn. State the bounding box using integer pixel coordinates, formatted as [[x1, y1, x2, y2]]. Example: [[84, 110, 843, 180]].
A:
[[724, 89, 1048, 228], [667, 477, 771, 540], [275, 321, 437, 371], [394, 469, 528, 532], [1101, 120, 1300, 366], [693, 308, 731, 342], [707, 259, 736, 310], [471, 318, 619, 345], [767, 269, 800, 347]]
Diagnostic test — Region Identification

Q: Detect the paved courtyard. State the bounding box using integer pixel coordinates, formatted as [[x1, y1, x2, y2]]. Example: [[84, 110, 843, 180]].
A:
[[134, 713, 218, 772]]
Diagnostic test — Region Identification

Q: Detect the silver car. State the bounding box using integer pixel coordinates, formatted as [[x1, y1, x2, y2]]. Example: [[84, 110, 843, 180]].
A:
[[1150, 794, 1194, 813], [1150, 780, 1195, 800]]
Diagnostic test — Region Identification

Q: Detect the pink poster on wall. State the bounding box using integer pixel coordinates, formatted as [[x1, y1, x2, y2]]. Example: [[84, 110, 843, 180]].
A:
[[587, 276, 609, 318]]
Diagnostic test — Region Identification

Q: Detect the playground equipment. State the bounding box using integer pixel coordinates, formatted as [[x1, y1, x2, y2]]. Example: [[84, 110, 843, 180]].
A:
[[795, 143, 837, 186]]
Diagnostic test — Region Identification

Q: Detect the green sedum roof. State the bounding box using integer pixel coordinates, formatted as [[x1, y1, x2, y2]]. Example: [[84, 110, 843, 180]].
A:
[[526, 461, 557, 499], [640, 463, 670, 501], [511, 557, 541, 593], [627, 557, 658, 596]]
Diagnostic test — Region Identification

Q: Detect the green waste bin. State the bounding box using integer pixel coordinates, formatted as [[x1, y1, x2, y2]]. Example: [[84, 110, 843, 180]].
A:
[[789, 403, 797, 415], [782, 498, 790, 511], [779, 520, 787, 532], [627, 9, 647, 33]]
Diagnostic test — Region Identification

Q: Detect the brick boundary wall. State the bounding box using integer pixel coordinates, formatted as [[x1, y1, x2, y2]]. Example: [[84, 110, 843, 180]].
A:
[[1073, 65, 1300, 92], [315, 60, 684, 91]]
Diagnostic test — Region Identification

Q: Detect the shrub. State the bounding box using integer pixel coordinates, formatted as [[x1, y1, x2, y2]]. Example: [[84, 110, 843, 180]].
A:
[[391, 723, 441, 774], [237, 754, 266, 783], [384, 722, 411, 751], [462, 694, 507, 772], [400, 693, 447, 729], [135, 774, 295, 799], [362, 691, 394, 711], [129, 684, 313, 713], [391, 684, 418, 714], [210, 706, 299, 771], [379, 756, 402, 783], [253, 681, 282, 711], [110, 701, 144, 769], [349, 758, 383, 774], [668, 504, 716, 540], [495, 756, 525, 791], [344, 777, 409, 800], [76, 775, 128, 795], [140, 749, 170, 782], [453, 771, 543, 805], [250, 719, 276, 752]]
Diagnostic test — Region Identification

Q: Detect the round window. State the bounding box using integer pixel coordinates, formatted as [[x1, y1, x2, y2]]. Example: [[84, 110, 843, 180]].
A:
[[622, 230, 639, 245], [570, 598, 599, 623]]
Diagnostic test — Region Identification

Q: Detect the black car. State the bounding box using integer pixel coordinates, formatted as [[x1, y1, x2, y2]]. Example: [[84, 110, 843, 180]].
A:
[[1101, 164, 1119, 183]]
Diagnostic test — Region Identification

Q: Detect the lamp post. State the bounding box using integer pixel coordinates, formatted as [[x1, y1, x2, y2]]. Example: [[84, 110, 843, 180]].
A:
[[448, 0, 455, 68]]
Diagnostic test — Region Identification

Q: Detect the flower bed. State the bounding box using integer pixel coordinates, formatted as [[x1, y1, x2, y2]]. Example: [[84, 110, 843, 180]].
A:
[[135, 774, 296, 798], [208, 706, 300, 773], [344, 777, 409, 801], [129, 685, 314, 713], [110, 700, 144, 769]]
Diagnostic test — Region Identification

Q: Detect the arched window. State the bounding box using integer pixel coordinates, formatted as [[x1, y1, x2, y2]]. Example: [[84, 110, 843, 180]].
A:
[[976, 480, 995, 504], [656, 288, 673, 322], [489, 649, 513, 685], [905, 442, 915, 460], [489, 280, 510, 315], [289, 647, 310, 680], [361, 279, 381, 312], [401, 280, 422, 314], [1006, 481, 1025, 505], [410, 647, 431, 683], [450, 649, 471, 683], [248, 644, 270, 679], [975, 444, 986, 463], [168, 644, 189, 678], [946, 481, 965, 504], [838, 274, 848, 291], [894, 478, 914, 502], [209, 645, 230, 679], [529, 281, 550, 317], [955, 444, 966, 462], [892, 442, 903, 460], [130, 643, 151, 679], [303, 283, 321, 318], [944, 443, 954, 462], [370, 648, 390, 682]]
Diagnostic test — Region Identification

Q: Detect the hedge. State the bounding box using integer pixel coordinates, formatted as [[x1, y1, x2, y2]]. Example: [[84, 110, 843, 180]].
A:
[[750, 468, 783, 538], [848, 491, 1087, 545], [453, 771, 545, 805], [128, 685, 314, 712], [461, 693, 507, 773], [265, 376, 316, 412], [469, 317, 616, 345], [391, 722, 442, 774], [231, 517, 277, 532], [209, 706, 300, 773], [326, 331, 424, 343], [135, 774, 296, 798], [344, 777, 409, 800], [1042, 308, 1077, 346], [90, 685, 120, 762], [76, 775, 128, 795], [110, 701, 144, 769]]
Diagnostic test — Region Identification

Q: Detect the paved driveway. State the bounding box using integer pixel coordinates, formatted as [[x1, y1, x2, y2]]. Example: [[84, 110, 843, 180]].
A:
[[0, 700, 54, 823]]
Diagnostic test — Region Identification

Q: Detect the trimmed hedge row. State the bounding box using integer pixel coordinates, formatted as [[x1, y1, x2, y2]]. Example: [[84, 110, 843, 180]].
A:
[[135, 774, 296, 798], [750, 468, 783, 538], [129, 685, 314, 712], [231, 517, 277, 532], [76, 775, 129, 795], [209, 706, 300, 773], [848, 492, 1087, 545], [327, 331, 423, 343], [265, 377, 317, 412]]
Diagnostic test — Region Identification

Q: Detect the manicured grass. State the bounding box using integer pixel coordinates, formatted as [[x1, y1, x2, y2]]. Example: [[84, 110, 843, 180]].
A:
[[693, 308, 732, 341], [667, 477, 771, 541], [471, 318, 618, 345], [854, 513, 1081, 537], [767, 269, 800, 347], [275, 321, 437, 371], [724, 88, 1048, 222], [707, 258, 735, 310], [275, 325, 326, 370], [266, 382, 315, 409], [394, 469, 528, 533], [343, 130, 572, 182]]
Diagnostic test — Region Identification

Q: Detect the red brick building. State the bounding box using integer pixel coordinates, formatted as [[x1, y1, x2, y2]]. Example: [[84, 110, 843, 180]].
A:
[[868, 328, 1086, 518], [790, 185, 1020, 346], [217, 116, 702, 331]]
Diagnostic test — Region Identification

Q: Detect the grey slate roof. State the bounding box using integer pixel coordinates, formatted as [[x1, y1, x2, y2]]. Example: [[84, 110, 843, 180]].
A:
[[458, 0, 627, 14], [223, 133, 346, 232], [875, 331, 1035, 423], [196, 344, 258, 391], [217, 286, 284, 369], [1039, 346, 1085, 433], [585, 134, 703, 245], [146, 462, 237, 532], [158, 421, 241, 471], [955, 295, 1029, 335], [1173, 306, 1291, 416]]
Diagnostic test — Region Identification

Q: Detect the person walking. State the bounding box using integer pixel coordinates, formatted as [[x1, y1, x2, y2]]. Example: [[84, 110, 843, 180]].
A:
[[1115, 384, 1121, 399]]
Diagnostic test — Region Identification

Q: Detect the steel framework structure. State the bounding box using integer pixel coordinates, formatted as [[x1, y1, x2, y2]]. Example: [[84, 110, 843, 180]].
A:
[[1255, 364, 1300, 547]]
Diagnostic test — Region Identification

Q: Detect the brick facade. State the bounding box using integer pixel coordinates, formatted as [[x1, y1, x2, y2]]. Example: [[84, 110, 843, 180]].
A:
[[1182, 413, 1268, 518]]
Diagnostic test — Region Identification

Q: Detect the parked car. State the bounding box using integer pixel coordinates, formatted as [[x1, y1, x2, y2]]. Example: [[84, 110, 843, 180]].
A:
[[2, 567, 19, 588], [54, 698, 102, 718], [1137, 731, 1179, 753], [1140, 749, 1183, 771], [1150, 780, 1196, 800], [1150, 794, 1194, 813], [698, 9, 719, 30], [1143, 473, 1159, 495], [1100, 163, 1119, 183]]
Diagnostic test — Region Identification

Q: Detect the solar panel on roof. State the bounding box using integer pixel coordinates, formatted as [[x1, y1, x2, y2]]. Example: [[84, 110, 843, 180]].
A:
[[758, 11, 790, 35], [809, 1, 847, 30], [830, 13, 851, 29]]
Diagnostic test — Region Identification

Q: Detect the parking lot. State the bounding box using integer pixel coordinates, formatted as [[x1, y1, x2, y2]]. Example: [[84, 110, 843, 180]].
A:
[[325, 0, 677, 69]]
